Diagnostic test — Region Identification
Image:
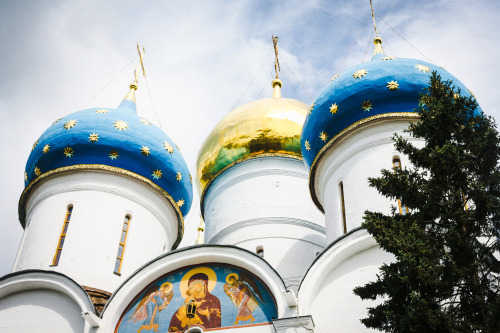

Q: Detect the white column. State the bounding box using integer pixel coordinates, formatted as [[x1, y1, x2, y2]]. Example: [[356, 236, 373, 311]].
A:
[[14, 171, 180, 292], [314, 119, 423, 243], [203, 157, 325, 291]]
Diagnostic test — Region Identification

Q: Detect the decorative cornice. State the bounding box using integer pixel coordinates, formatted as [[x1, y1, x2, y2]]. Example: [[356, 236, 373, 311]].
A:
[[308, 113, 419, 212], [18, 164, 184, 249], [208, 217, 326, 244], [200, 153, 303, 217]]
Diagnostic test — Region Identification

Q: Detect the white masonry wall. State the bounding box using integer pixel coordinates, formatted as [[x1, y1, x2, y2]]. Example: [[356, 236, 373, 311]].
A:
[[313, 118, 424, 243], [298, 229, 394, 333], [202, 157, 325, 291], [14, 170, 180, 292]]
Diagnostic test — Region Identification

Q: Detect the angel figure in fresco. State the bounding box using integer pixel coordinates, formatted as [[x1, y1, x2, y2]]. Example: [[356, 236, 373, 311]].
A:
[[168, 272, 221, 332], [129, 282, 174, 333], [223, 272, 265, 325]]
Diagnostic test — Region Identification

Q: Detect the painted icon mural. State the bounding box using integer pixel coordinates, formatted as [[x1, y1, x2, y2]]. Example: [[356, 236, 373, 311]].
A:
[[115, 264, 277, 333]]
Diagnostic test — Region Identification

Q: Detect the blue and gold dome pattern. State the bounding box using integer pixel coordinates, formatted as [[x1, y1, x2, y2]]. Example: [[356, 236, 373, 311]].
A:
[[23, 95, 193, 219], [301, 39, 479, 170]]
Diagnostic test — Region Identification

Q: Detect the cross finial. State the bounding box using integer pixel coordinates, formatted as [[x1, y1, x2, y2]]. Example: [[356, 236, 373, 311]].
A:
[[369, 0, 379, 38], [272, 35, 280, 79], [122, 44, 146, 106], [137, 43, 146, 78], [131, 44, 146, 89]]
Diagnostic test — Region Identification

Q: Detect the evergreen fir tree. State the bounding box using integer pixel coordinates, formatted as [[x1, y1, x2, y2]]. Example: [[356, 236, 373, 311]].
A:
[[353, 72, 500, 332]]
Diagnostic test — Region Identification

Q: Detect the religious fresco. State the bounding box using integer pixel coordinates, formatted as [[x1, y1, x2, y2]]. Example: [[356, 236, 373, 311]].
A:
[[115, 264, 277, 332]]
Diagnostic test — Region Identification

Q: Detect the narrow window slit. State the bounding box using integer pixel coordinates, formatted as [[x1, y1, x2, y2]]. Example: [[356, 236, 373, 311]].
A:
[[114, 215, 131, 275], [393, 157, 409, 215], [339, 181, 347, 234], [52, 205, 73, 266]]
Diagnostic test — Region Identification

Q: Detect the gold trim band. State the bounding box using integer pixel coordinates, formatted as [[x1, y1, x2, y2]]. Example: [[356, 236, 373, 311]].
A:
[[199, 153, 303, 217], [308, 112, 419, 213], [19, 164, 185, 249]]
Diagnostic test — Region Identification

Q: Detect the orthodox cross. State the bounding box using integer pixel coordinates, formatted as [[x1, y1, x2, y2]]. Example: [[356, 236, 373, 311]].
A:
[[272, 35, 280, 79], [131, 44, 146, 88], [369, 0, 379, 38], [137, 43, 146, 78]]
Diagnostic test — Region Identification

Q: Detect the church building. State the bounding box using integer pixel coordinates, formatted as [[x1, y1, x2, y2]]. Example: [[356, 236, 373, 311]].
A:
[[0, 30, 478, 332]]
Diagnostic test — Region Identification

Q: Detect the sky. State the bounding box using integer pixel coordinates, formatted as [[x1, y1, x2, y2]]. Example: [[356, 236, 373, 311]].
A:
[[0, 0, 499, 276]]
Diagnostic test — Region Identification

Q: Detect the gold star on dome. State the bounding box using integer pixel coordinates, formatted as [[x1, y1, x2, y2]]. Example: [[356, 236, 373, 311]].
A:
[[305, 140, 311, 151], [308, 102, 315, 115], [141, 146, 151, 156], [34, 166, 41, 176], [88, 133, 99, 142], [329, 103, 339, 115], [163, 141, 174, 154], [42, 144, 50, 153], [387, 81, 399, 91], [95, 109, 109, 114], [415, 64, 430, 73], [352, 69, 368, 79], [330, 73, 340, 81], [114, 120, 128, 131], [32, 140, 38, 151], [381, 56, 396, 60], [140, 119, 151, 126], [52, 118, 62, 124], [64, 147, 74, 157], [63, 120, 77, 130], [177, 199, 185, 207], [152, 169, 162, 180], [176, 171, 182, 181], [24, 172, 28, 181], [319, 131, 328, 142], [362, 101, 373, 112], [109, 150, 119, 160]]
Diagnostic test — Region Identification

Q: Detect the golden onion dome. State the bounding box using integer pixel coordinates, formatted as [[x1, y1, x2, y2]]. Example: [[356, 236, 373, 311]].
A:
[[197, 79, 308, 199]]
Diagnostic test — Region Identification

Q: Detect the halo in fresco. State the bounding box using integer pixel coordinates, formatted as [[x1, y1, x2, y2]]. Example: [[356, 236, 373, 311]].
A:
[[179, 266, 217, 298], [115, 264, 277, 333]]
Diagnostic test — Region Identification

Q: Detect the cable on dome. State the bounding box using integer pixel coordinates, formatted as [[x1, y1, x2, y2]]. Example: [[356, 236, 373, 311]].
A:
[[362, 26, 375, 63], [376, 14, 434, 63], [144, 76, 163, 129], [334, 15, 371, 75], [281, 55, 314, 101], [257, 67, 275, 99], [378, 29, 396, 57], [281, 71, 300, 100], [82, 55, 138, 108], [229, 49, 274, 111]]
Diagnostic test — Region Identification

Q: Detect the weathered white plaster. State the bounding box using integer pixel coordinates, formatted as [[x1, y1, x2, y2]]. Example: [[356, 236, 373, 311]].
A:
[[203, 157, 325, 289], [313, 118, 423, 243], [14, 170, 180, 292]]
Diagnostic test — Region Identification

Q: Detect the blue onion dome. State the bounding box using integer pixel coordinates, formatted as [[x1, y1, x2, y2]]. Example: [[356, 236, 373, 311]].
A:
[[20, 80, 193, 243], [301, 37, 480, 212]]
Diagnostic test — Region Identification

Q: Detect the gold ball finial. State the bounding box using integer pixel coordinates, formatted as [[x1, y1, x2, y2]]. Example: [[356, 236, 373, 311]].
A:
[[272, 79, 282, 88], [373, 37, 382, 45]]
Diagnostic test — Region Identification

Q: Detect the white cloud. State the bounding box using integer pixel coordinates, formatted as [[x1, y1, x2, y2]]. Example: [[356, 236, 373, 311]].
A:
[[1, 0, 498, 275]]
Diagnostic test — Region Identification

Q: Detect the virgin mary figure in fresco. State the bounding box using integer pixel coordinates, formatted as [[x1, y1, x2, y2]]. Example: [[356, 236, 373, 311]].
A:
[[223, 272, 265, 325], [129, 282, 174, 333], [168, 272, 221, 332]]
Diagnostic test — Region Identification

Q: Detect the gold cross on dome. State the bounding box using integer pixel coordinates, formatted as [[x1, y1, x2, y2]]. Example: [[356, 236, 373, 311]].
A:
[[272, 35, 280, 79]]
